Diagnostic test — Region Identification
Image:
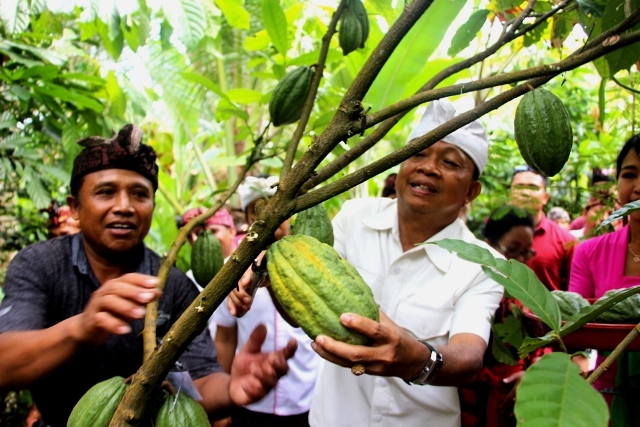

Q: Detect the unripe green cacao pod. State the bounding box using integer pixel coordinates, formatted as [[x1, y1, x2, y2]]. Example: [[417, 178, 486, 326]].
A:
[[67, 376, 128, 427], [269, 66, 314, 127], [291, 203, 334, 246], [339, 10, 363, 56], [514, 88, 573, 177], [551, 290, 590, 321], [155, 390, 210, 427], [191, 229, 224, 288], [595, 290, 640, 324], [347, 0, 369, 49], [266, 234, 379, 345]]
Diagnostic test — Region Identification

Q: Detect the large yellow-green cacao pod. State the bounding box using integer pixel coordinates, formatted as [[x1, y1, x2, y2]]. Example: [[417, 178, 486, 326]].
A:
[[514, 88, 573, 177], [267, 234, 379, 345], [339, 10, 363, 56], [347, 0, 369, 49], [291, 203, 334, 246], [191, 229, 224, 288], [155, 390, 210, 427], [67, 376, 128, 427], [268, 66, 314, 127]]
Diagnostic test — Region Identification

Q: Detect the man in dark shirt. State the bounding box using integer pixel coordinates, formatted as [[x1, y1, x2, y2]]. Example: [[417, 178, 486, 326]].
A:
[[0, 124, 296, 426]]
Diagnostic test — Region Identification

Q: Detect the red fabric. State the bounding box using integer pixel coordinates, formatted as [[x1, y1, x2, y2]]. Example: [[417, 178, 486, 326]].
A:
[[183, 208, 236, 232], [526, 215, 578, 291]]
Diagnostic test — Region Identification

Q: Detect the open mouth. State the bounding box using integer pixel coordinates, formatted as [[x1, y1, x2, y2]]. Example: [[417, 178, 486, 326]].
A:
[[107, 223, 136, 230], [411, 182, 437, 194]]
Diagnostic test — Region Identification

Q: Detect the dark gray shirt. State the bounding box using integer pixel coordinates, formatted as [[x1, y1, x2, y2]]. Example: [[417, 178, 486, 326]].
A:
[[0, 233, 220, 426]]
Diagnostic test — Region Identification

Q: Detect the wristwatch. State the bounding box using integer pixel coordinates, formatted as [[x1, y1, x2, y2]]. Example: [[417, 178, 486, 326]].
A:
[[406, 340, 443, 386]]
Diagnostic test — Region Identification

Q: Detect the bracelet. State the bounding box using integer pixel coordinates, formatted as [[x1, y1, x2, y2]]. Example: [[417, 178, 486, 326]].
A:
[[404, 340, 443, 386]]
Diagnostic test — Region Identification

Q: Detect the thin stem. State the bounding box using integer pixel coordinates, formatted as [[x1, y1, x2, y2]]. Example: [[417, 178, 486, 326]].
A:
[[587, 323, 640, 385]]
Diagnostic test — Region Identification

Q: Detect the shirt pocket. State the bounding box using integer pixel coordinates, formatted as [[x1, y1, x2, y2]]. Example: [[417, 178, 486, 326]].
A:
[[393, 301, 453, 341]]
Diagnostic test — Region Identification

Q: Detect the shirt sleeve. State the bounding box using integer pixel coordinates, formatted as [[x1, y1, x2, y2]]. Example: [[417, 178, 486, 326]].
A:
[[0, 244, 54, 333], [212, 298, 237, 328], [568, 243, 595, 298]]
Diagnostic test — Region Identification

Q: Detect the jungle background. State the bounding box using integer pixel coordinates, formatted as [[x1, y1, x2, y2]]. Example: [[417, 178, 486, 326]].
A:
[[0, 0, 639, 424]]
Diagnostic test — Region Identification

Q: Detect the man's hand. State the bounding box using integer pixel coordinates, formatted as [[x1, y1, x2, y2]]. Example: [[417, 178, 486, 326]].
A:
[[227, 268, 255, 317], [73, 273, 162, 344], [228, 324, 297, 406]]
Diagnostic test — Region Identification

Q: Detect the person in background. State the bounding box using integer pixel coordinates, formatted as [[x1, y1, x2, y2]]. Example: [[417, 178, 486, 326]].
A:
[[381, 173, 397, 198], [43, 200, 81, 238], [569, 134, 640, 422], [509, 166, 578, 291], [229, 99, 503, 426], [214, 175, 318, 426], [547, 206, 571, 230], [459, 204, 537, 427], [570, 167, 614, 231], [569, 195, 618, 240], [0, 125, 297, 427], [182, 207, 237, 258]]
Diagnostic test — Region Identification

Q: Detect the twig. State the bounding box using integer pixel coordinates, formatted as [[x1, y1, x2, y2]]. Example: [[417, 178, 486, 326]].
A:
[[587, 323, 640, 385]]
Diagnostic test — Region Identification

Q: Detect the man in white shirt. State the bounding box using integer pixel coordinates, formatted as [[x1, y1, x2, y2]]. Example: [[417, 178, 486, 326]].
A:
[[229, 100, 503, 427]]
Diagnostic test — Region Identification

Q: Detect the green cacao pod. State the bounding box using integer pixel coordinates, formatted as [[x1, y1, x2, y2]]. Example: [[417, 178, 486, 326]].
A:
[[266, 234, 379, 345], [347, 0, 369, 49], [191, 229, 224, 288], [513, 88, 573, 177], [155, 390, 209, 427], [67, 376, 128, 427], [291, 203, 334, 246], [268, 66, 314, 127], [595, 290, 640, 324], [339, 10, 363, 56], [551, 290, 590, 321]]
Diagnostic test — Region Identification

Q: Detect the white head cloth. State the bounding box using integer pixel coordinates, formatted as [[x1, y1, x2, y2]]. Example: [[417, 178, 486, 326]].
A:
[[406, 99, 489, 175], [238, 175, 279, 212]]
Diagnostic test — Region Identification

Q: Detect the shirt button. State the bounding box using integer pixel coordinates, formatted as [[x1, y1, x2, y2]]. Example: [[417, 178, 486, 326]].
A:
[[374, 414, 382, 423], [392, 266, 400, 275]]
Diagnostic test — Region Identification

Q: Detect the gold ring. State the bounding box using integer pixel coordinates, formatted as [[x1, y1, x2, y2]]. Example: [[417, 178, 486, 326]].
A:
[[351, 364, 365, 376]]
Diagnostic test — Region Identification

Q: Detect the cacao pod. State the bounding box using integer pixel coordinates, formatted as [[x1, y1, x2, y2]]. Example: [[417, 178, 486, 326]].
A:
[[67, 376, 128, 427], [155, 390, 210, 427], [191, 229, 224, 288], [339, 9, 363, 56], [268, 66, 314, 127], [266, 234, 379, 345], [551, 290, 590, 321], [291, 203, 334, 246], [595, 290, 640, 324], [347, 0, 369, 49], [513, 88, 573, 177]]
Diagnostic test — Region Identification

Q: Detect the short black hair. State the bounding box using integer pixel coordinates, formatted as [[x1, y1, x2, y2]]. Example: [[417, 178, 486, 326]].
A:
[[511, 165, 547, 186], [481, 204, 535, 246], [616, 134, 640, 180]]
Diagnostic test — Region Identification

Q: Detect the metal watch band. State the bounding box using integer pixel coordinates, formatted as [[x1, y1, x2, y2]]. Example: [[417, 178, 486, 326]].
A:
[[406, 340, 443, 386]]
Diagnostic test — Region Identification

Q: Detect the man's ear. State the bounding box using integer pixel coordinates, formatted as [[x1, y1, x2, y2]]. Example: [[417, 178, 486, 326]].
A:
[[465, 180, 482, 205], [67, 195, 79, 220]]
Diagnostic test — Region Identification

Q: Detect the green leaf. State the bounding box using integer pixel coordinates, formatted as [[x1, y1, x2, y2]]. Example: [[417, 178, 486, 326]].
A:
[[577, 0, 605, 17], [96, 16, 124, 60], [429, 239, 561, 331], [447, 9, 490, 57], [491, 322, 520, 366], [214, 0, 250, 30], [262, 0, 288, 56], [105, 71, 126, 118], [598, 199, 640, 231], [22, 165, 51, 209], [515, 353, 609, 426], [61, 122, 82, 156], [180, 71, 230, 101], [226, 88, 262, 105], [0, 133, 30, 149], [0, 0, 30, 34], [0, 40, 66, 66], [162, 0, 207, 48], [0, 111, 16, 129]]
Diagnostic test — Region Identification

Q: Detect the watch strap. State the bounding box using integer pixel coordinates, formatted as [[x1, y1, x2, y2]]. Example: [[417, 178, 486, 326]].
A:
[[405, 340, 443, 386]]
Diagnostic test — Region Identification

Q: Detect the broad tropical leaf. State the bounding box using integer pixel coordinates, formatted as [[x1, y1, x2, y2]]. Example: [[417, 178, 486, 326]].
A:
[[215, 0, 250, 30], [447, 9, 490, 57], [162, 0, 207, 48], [597, 199, 640, 231], [0, 0, 30, 34], [262, 0, 288, 56], [430, 239, 561, 331], [515, 353, 609, 426]]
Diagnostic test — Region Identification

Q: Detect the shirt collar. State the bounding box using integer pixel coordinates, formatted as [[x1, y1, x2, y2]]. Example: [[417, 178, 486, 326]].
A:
[[361, 201, 466, 274], [71, 233, 152, 278]]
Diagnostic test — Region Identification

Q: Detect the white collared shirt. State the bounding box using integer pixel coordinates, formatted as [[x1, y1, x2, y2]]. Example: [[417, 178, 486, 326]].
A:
[[309, 198, 503, 427], [214, 288, 319, 416]]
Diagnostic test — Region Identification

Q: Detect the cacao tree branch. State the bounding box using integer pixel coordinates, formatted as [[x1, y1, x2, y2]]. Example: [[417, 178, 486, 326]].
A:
[[280, 0, 348, 180], [301, 0, 563, 192], [587, 323, 640, 385]]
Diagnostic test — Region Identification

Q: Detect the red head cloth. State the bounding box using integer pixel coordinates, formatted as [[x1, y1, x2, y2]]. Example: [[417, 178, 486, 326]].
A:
[[183, 208, 236, 232]]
